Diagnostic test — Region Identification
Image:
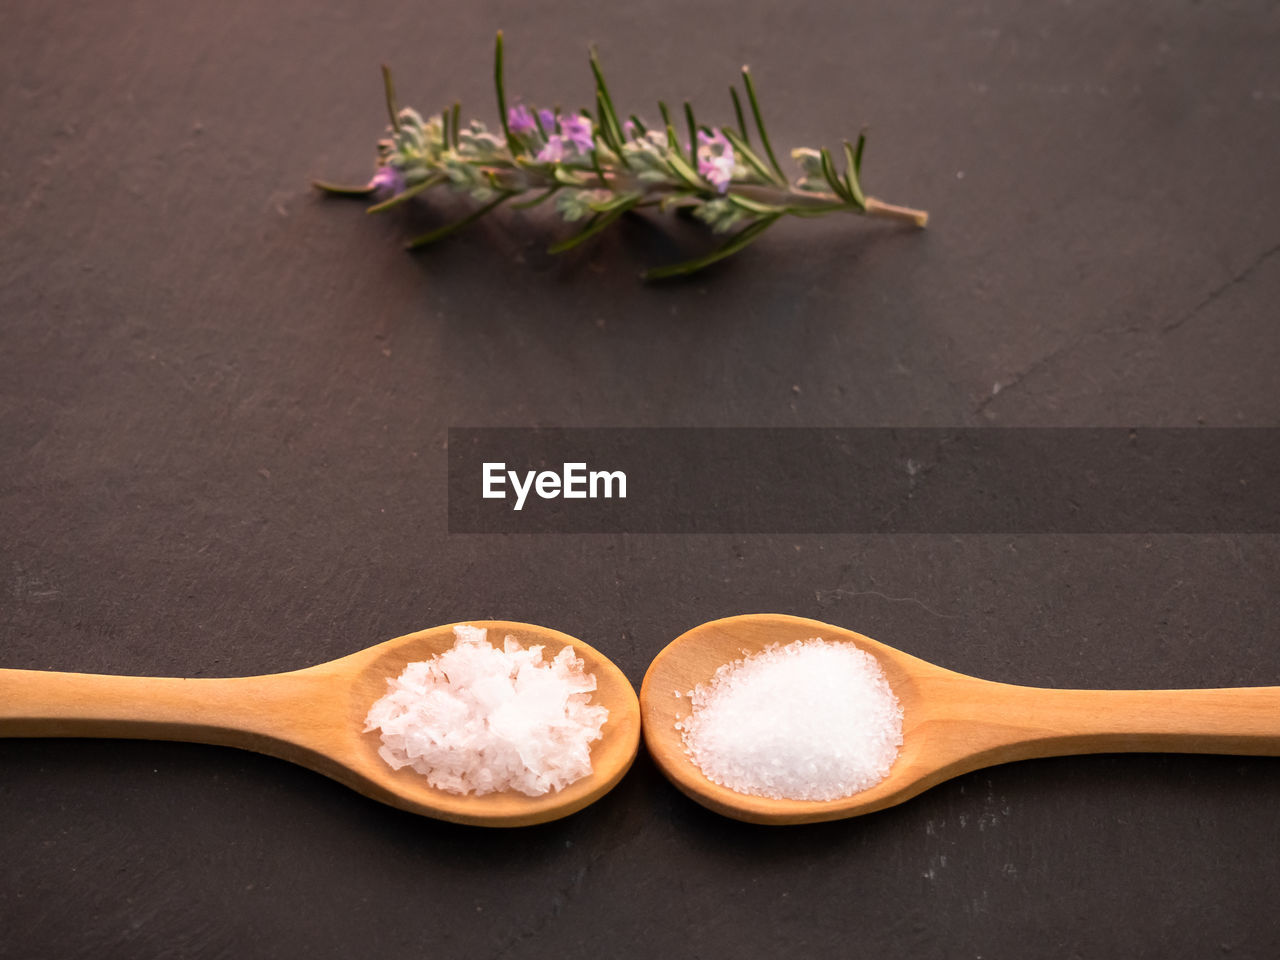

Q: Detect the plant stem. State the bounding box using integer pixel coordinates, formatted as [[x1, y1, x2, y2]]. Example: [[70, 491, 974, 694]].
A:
[[863, 197, 929, 227], [727, 185, 927, 224], [460, 164, 929, 226]]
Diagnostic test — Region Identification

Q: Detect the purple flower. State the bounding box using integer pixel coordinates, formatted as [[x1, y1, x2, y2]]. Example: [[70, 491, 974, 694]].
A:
[[696, 129, 735, 194], [560, 114, 595, 153], [369, 165, 406, 197], [622, 119, 638, 140], [535, 113, 596, 163], [537, 108, 556, 132], [537, 137, 568, 163], [508, 104, 537, 136]]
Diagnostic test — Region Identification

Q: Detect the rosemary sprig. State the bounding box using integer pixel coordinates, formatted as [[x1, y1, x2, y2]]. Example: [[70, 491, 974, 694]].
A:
[[316, 33, 927, 280]]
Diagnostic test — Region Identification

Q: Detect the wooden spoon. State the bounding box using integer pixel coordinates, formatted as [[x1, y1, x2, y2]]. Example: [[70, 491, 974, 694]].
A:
[[641, 613, 1280, 824], [0, 621, 640, 827]]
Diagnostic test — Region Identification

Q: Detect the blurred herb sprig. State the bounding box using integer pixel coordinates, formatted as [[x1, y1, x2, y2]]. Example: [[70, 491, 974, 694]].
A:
[[315, 32, 927, 280]]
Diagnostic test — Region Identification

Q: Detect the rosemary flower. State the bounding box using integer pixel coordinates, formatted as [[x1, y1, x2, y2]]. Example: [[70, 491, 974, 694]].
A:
[[369, 164, 405, 197], [508, 104, 537, 137], [696, 129, 735, 194]]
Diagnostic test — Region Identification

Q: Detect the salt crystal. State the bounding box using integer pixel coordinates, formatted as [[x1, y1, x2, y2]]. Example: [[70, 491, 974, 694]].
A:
[[365, 625, 609, 797], [678, 637, 903, 802]]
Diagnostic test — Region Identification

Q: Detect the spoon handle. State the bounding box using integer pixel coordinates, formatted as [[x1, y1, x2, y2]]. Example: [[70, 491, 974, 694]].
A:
[[0, 668, 332, 753], [958, 680, 1280, 761]]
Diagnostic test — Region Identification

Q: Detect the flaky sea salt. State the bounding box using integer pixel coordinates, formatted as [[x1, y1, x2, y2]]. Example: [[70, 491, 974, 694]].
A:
[[365, 625, 609, 797], [677, 638, 903, 802]]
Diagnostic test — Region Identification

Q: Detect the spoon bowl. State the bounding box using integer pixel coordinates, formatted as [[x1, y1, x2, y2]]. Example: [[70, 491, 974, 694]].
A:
[[641, 613, 1280, 824], [0, 621, 641, 827]]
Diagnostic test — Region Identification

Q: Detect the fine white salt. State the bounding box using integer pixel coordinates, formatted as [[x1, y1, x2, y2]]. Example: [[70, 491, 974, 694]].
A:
[[365, 625, 609, 797], [677, 638, 903, 802]]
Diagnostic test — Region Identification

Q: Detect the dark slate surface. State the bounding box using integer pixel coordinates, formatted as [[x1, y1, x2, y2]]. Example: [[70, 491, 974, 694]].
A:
[[3, 1, 1279, 957]]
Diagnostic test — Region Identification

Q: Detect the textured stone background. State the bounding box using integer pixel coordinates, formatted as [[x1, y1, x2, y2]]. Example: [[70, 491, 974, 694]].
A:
[[2, 1, 1279, 957]]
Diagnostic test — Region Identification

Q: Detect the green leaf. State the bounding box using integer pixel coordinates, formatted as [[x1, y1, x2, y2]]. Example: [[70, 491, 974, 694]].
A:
[[853, 129, 866, 178], [313, 180, 376, 197], [841, 140, 866, 208], [740, 67, 786, 184], [820, 147, 854, 204], [642, 214, 781, 280], [593, 92, 614, 150], [665, 151, 704, 190], [406, 192, 513, 248], [721, 128, 775, 185], [591, 141, 609, 185], [547, 197, 640, 254], [589, 46, 629, 166], [594, 91, 629, 167], [440, 108, 450, 153], [730, 87, 749, 144], [510, 186, 561, 210], [494, 31, 512, 148], [553, 166, 589, 187], [658, 191, 698, 213], [588, 191, 643, 214], [381, 65, 400, 132], [365, 174, 444, 213], [629, 114, 647, 136], [726, 193, 786, 216], [549, 212, 601, 250], [451, 103, 462, 149], [778, 201, 849, 218], [658, 101, 680, 152], [683, 101, 698, 165]]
